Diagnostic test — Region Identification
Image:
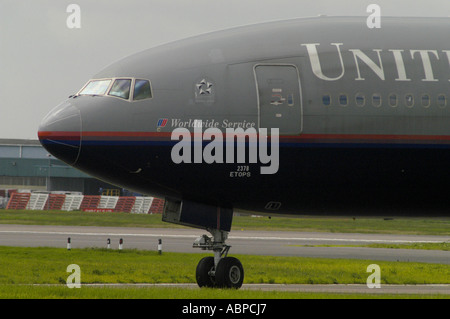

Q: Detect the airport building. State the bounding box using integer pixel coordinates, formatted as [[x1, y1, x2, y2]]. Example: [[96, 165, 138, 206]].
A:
[[0, 139, 165, 213], [0, 139, 114, 194]]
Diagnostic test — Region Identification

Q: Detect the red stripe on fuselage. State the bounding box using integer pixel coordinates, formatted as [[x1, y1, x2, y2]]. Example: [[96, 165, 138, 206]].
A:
[[38, 131, 450, 144], [38, 131, 81, 141]]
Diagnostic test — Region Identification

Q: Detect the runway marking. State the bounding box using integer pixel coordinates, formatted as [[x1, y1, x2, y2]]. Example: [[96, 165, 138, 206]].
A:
[[0, 230, 446, 244]]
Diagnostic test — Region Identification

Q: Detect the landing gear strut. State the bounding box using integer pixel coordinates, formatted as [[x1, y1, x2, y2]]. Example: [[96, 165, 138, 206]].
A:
[[193, 229, 244, 289], [162, 199, 242, 288]]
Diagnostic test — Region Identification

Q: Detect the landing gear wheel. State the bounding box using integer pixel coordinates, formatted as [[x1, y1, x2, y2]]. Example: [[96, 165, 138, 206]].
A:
[[196, 257, 216, 288], [193, 230, 243, 289], [215, 257, 244, 289]]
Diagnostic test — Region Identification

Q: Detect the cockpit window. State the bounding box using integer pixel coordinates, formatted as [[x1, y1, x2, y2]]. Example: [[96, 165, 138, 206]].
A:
[[133, 79, 152, 100], [77, 77, 152, 101], [79, 79, 112, 95], [108, 79, 132, 100]]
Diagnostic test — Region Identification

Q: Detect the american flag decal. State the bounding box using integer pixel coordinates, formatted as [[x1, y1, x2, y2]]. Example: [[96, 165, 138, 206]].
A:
[[157, 118, 168, 128]]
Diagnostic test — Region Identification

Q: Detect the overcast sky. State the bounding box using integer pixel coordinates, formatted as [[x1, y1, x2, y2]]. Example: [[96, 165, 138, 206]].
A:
[[1, 0, 449, 140]]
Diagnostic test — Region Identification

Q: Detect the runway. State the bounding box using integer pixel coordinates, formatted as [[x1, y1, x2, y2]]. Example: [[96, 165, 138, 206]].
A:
[[0, 224, 448, 264]]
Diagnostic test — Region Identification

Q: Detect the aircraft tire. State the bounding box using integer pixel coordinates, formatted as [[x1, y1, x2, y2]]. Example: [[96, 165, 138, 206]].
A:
[[215, 257, 244, 289], [196, 256, 216, 288]]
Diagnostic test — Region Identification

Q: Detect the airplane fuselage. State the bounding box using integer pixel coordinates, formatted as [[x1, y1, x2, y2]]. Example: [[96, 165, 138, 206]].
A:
[[39, 17, 450, 216]]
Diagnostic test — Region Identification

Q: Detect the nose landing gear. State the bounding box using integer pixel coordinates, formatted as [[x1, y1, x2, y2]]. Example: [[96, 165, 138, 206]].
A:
[[193, 229, 244, 289], [162, 199, 243, 289]]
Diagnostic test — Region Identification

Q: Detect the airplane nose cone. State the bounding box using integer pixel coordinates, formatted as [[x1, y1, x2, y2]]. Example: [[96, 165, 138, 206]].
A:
[[38, 101, 82, 166]]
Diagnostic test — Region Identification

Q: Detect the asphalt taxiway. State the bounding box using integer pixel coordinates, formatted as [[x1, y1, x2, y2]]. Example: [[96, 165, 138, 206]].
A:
[[0, 224, 448, 264], [77, 283, 450, 295]]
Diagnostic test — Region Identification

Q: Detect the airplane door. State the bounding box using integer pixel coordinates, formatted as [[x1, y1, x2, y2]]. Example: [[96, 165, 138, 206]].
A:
[[255, 64, 303, 135]]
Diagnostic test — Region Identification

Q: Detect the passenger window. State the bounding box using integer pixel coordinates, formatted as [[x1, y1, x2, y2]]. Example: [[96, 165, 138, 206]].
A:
[[339, 94, 348, 106], [421, 94, 430, 108], [372, 94, 382, 107], [437, 94, 447, 108], [134, 79, 152, 101], [108, 79, 132, 100], [405, 94, 414, 108], [322, 94, 331, 106], [355, 93, 365, 107], [79, 79, 112, 95], [389, 94, 398, 107]]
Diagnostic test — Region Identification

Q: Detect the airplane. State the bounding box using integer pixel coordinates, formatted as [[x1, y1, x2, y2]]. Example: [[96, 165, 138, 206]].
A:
[[38, 16, 450, 289]]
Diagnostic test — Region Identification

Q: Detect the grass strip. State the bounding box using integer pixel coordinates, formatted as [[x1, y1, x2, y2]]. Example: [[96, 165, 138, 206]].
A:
[[1, 210, 449, 235], [291, 243, 450, 251], [0, 246, 448, 286]]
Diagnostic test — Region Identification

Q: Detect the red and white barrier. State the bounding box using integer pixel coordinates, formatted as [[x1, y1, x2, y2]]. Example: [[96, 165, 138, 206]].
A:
[[5, 193, 164, 214], [6, 192, 31, 210]]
